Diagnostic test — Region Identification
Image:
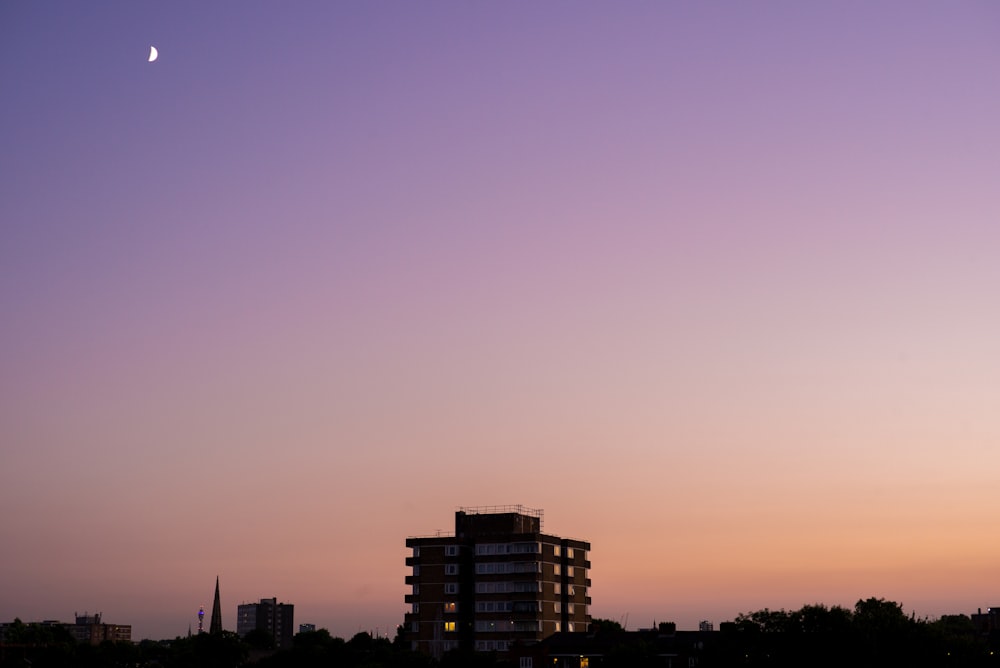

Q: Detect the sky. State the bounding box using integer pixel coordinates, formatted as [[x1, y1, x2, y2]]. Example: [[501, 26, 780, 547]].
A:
[[2, 0, 999, 641]]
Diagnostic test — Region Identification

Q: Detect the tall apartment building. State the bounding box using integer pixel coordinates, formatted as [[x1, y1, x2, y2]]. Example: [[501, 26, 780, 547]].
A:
[[404, 506, 591, 658], [236, 598, 294, 649]]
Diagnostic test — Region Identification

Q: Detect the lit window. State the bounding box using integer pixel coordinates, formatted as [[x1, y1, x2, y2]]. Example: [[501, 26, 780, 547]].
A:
[[568, 622, 575, 632], [553, 545, 561, 557], [567, 547, 574, 559], [554, 603, 561, 613], [554, 622, 561, 633], [554, 583, 561, 595], [568, 603, 575, 615], [444, 621, 456, 632], [443, 602, 457, 613], [567, 566, 574, 577], [580, 658, 589, 668], [553, 564, 561, 576]]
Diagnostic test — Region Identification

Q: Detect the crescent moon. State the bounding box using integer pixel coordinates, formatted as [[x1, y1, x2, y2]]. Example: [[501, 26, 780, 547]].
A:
[[148, 46, 158, 62]]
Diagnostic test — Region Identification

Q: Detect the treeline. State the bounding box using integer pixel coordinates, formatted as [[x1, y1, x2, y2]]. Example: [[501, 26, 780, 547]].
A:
[[2, 599, 998, 668], [0, 625, 433, 668], [709, 597, 998, 667]]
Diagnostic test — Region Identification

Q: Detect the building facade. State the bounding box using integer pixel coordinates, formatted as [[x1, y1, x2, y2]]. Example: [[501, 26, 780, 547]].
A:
[[70, 613, 132, 645], [404, 506, 591, 658], [236, 598, 294, 649]]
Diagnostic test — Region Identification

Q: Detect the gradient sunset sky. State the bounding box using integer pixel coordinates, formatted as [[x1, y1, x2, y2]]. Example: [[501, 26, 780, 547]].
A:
[[2, 1, 1000, 641]]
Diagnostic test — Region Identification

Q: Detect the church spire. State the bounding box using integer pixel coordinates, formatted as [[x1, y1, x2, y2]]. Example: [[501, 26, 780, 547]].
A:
[[210, 576, 223, 633]]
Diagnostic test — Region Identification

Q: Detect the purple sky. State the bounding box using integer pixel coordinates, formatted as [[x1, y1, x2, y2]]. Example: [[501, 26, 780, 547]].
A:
[[2, 1, 1000, 640]]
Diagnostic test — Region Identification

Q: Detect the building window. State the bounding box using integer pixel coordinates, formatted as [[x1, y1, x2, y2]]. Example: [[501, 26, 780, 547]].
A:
[[568, 585, 575, 596], [412, 603, 419, 614], [553, 564, 561, 576], [567, 547, 574, 559], [413, 546, 420, 557], [553, 602, 561, 613], [553, 545, 561, 557], [411, 621, 418, 632], [445, 564, 458, 575], [444, 583, 459, 594], [580, 658, 589, 668], [567, 566, 575, 577], [554, 622, 561, 633], [412, 565, 420, 576], [520, 658, 533, 668], [445, 545, 458, 556], [444, 621, 456, 632], [568, 603, 575, 615], [554, 583, 561, 595], [443, 602, 457, 613]]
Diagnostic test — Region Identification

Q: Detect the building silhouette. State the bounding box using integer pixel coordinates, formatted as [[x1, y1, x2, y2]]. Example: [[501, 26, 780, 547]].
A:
[[0, 613, 130, 646], [237, 598, 295, 649], [70, 612, 132, 644], [405, 506, 591, 658], [210, 576, 223, 633]]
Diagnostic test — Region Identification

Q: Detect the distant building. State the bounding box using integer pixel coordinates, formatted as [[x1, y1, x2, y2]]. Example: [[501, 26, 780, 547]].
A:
[[972, 607, 1000, 633], [70, 613, 131, 645], [404, 506, 591, 658], [237, 598, 295, 649], [0, 614, 131, 646], [299, 623, 316, 634], [699, 620, 714, 632]]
